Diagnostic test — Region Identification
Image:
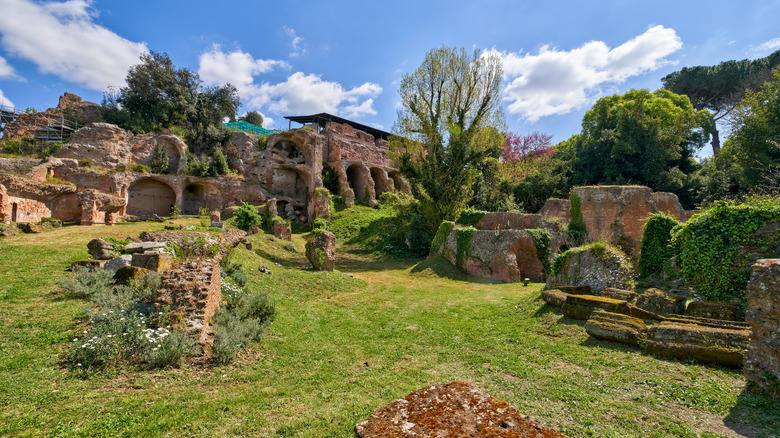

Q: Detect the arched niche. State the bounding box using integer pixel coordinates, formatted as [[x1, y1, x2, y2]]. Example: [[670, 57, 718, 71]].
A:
[[370, 167, 392, 198], [127, 178, 176, 216], [182, 182, 218, 215], [272, 139, 307, 165], [271, 167, 309, 202], [346, 164, 368, 201], [389, 171, 409, 193]]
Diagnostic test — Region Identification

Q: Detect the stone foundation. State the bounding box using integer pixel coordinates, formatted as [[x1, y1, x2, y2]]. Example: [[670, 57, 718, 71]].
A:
[[745, 259, 780, 399]]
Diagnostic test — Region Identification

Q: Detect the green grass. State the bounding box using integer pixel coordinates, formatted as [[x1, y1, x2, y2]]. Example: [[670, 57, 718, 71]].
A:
[[0, 218, 778, 437]]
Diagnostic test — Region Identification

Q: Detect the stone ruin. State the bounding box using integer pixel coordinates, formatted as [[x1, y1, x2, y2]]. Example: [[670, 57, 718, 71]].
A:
[[2, 92, 100, 141], [745, 259, 780, 400], [355, 380, 567, 437], [73, 229, 248, 347], [435, 212, 565, 283], [540, 185, 696, 260], [0, 95, 409, 228], [541, 286, 752, 368]]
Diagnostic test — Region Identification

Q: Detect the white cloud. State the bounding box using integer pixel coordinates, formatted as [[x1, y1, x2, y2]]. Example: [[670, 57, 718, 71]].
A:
[[284, 26, 306, 58], [493, 25, 682, 121], [750, 37, 780, 55], [0, 55, 19, 79], [0, 0, 147, 90], [199, 45, 288, 92], [198, 47, 382, 120], [0, 88, 13, 107]]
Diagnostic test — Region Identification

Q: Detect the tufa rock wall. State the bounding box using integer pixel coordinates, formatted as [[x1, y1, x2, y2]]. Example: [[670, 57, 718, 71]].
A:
[[745, 259, 780, 399]]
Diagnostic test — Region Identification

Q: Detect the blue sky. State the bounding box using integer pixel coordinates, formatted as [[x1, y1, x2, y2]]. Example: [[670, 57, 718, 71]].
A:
[[0, 0, 779, 148]]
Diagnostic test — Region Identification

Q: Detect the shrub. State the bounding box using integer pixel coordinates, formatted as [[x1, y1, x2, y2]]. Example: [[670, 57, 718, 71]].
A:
[[321, 162, 340, 194], [130, 163, 149, 173], [568, 192, 587, 244], [207, 148, 230, 177], [312, 218, 328, 232], [456, 209, 486, 227], [149, 144, 170, 174], [58, 266, 115, 299], [671, 197, 780, 303], [430, 221, 455, 256], [234, 202, 263, 231], [212, 280, 275, 365], [144, 329, 197, 369], [78, 158, 95, 168], [169, 237, 219, 260], [182, 152, 209, 177], [638, 213, 680, 278]]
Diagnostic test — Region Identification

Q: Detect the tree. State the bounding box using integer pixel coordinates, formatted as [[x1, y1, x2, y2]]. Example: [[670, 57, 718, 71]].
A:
[[721, 66, 780, 194], [499, 131, 555, 183], [662, 50, 780, 157], [391, 46, 504, 231], [149, 145, 170, 174], [239, 111, 264, 127], [569, 89, 706, 197], [101, 51, 240, 151]]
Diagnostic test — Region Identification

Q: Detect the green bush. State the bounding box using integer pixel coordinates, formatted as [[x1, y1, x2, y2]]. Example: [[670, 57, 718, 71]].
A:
[[144, 329, 197, 369], [207, 148, 230, 177], [638, 213, 680, 278], [58, 266, 115, 299], [234, 202, 263, 231], [149, 144, 170, 174], [312, 218, 328, 232], [430, 220, 455, 256], [130, 163, 149, 173], [212, 279, 275, 365], [671, 198, 780, 303], [456, 209, 486, 227], [169, 237, 219, 260], [568, 192, 587, 244], [321, 162, 340, 194]]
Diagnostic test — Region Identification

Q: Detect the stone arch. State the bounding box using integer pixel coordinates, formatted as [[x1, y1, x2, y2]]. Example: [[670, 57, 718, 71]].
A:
[[127, 178, 176, 216], [181, 182, 219, 215], [388, 171, 409, 193], [271, 166, 310, 202], [370, 167, 392, 198], [346, 164, 369, 201]]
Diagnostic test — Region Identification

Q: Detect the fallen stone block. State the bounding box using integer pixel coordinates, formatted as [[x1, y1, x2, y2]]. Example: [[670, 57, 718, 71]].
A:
[[104, 255, 132, 272], [585, 311, 648, 346], [87, 238, 115, 260], [355, 380, 567, 438], [305, 231, 335, 271], [18, 222, 43, 233], [685, 300, 739, 321], [634, 288, 686, 316], [561, 294, 630, 320], [665, 315, 750, 330], [124, 241, 168, 253], [541, 289, 568, 308], [644, 322, 749, 367], [0, 224, 18, 237], [131, 252, 173, 272], [626, 304, 666, 322], [114, 266, 152, 286], [556, 285, 592, 295], [602, 287, 638, 302]]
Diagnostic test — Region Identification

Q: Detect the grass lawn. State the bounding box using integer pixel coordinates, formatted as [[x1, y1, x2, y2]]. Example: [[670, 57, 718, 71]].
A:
[[0, 219, 778, 437]]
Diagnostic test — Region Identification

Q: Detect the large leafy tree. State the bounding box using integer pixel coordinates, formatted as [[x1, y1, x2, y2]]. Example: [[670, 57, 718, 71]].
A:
[[662, 50, 780, 157], [391, 46, 504, 230], [239, 111, 264, 127], [101, 51, 240, 149], [720, 66, 780, 193], [569, 89, 706, 196]]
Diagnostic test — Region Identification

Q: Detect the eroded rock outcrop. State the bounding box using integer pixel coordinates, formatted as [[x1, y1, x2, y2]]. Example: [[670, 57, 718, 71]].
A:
[[355, 381, 567, 438], [305, 231, 336, 271]]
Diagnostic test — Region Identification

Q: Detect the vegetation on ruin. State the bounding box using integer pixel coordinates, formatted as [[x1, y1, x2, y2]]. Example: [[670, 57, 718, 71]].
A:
[[671, 196, 780, 304], [528, 227, 552, 275], [233, 202, 263, 231], [1, 218, 778, 437], [455, 209, 486, 227], [638, 213, 681, 279]]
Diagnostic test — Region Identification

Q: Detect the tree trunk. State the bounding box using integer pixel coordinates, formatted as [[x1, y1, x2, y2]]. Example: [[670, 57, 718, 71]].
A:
[[711, 127, 721, 157]]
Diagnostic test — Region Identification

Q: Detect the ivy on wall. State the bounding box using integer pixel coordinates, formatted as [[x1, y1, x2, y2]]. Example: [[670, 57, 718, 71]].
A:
[[430, 221, 455, 257], [671, 198, 780, 303], [456, 210, 487, 227], [455, 226, 475, 268], [638, 213, 680, 278], [528, 227, 552, 275], [568, 192, 587, 243]]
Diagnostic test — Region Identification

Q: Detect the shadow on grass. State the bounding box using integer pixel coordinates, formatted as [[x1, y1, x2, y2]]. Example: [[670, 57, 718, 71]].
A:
[[724, 385, 780, 438], [408, 255, 502, 284]]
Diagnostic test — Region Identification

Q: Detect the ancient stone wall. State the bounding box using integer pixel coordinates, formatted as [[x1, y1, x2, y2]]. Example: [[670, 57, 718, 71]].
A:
[[539, 198, 570, 223], [3, 92, 99, 140], [6, 196, 51, 222], [322, 121, 389, 167], [573, 186, 658, 260], [745, 259, 780, 399], [157, 258, 222, 345], [650, 192, 687, 222]]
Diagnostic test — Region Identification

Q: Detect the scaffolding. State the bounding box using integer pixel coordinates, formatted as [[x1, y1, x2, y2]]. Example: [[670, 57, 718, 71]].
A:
[[0, 103, 21, 138], [223, 121, 278, 136], [33, 114, 79, 143]]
